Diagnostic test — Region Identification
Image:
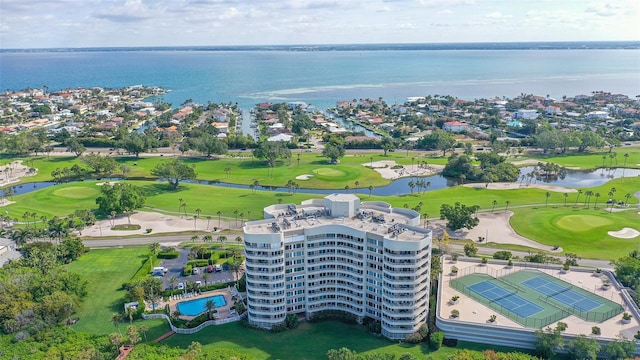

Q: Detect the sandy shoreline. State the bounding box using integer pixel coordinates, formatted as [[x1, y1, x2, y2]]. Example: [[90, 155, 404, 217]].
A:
[[462, 182, 578, 193], [364, 160, 444, 180]]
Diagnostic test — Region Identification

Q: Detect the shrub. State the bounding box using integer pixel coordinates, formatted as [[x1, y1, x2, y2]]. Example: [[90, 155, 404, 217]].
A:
[[451, 295, 460, 302], [562, 263, 570, 271], [591, 326, 601, 335], [451, 254, 458, 261], [363, 317, 381, 334], [451, 266, 459, 274], [146, 228, 152, 233], [634, 331, 640, 340], [622, 312, 632, 321], [309, 310, 358, 324], [182, 264, 193, 276], [157, 251, 179, 259], [451, 309, 460, 318], [404, 332, 423, 344], [285, 314, 299, 329], [493, 250, 512, 260], [507, 259, 514, 267], [270, 323, 287, 333], [556, 322, 568, 332], [489, 315, 497, 323], [481, 257, 488, 264], [429, 331, 444, 350]]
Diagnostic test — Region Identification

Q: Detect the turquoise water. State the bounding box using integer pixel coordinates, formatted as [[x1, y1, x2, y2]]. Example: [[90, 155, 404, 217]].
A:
[[1, 47, 638, 110], [176, 295, 227, 316]]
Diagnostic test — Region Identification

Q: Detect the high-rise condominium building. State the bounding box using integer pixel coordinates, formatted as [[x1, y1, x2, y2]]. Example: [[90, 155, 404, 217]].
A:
[[243, 194, 432, 339]]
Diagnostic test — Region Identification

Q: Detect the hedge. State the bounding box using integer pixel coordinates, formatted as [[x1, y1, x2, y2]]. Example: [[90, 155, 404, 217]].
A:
[[158, 251, 180, 259]]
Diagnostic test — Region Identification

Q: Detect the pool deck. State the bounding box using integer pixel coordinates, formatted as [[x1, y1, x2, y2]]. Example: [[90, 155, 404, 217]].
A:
[[440, 258, 640, 340], [153, 286, 239, 321]]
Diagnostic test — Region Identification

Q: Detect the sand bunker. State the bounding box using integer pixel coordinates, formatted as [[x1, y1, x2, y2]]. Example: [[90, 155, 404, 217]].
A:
[[364, 160, 443, 180], [608, 228, 640, 239], [295, 174, 313, 180], [463, 182, 577, 193], [96, 181, 119, 186]]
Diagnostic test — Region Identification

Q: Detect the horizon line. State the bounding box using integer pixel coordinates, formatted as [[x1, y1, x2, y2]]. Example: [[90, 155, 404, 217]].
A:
[[2, 40, 640, 52]]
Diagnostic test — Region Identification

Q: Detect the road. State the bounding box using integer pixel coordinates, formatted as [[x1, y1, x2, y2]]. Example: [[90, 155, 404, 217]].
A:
[[82, 235, 615, 270]]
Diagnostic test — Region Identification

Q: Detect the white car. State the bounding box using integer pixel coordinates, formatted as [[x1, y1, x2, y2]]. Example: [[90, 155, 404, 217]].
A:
[[193, 267, 199, 275], [177, 282, 185, 290], [195, 281, 202, 287]]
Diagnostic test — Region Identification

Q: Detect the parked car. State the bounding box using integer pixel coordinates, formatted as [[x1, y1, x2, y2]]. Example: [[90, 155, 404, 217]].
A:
[[177, 282, 185, 290], [193, 267, 199, 275], [214, 264, 223, 272], [195, 281, 202, 287], [207, 265, 214, 273]]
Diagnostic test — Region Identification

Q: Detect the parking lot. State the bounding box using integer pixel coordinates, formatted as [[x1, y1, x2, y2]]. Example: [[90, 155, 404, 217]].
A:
[[156, 247, 240, 291]]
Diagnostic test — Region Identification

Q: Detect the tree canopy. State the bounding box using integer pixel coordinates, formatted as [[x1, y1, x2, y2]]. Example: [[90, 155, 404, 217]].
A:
[[150, 158, 197, 190], [322, 140, 345, 163], [95, 183, 146, 215], [252, 141, 291, 169], [439, 202, 480, 231]]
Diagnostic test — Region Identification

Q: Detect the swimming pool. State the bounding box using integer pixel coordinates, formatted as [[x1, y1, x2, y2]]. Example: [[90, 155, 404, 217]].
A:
[[176, 295, 227, 316]]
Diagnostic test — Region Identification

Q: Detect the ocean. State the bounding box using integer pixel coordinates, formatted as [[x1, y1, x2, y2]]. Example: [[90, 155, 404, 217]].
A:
[[1, 43, 639, 111]]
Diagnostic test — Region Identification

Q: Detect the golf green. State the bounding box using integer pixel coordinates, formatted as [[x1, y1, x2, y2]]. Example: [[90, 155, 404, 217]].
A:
[[52, 186, 100, 199], [555, 214, 614, 231], [312, 168, 346, 177]]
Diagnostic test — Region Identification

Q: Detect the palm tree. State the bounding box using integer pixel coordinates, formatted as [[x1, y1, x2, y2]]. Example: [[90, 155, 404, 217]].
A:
[[624, 193, 631, 207], [169, 276, 178, 290], [344, 185, 350, 193], [126, 306, 136, 325], [491, 200, 497, 213], [408, 181, 415, 194], [178, 198, 184, 213], [235, 236, 242, 244], [218, 235, 227, 244], [563, 193, 568, 207], [233, 210, 239, 227], [585, 191, 593, 208], [181, 203, 188, 218], [111, 313, 123, 335], [368, 185, 373, 198], [206, 215, 212, 230], [504, 200, 510, 212], [593, 193, 601, 209], [422, 213, 428, 228], [191, 235, 199, 243], [149, 242, 161, 255], [201, 272, 210, 288], [194, 208, 202, 229], [545, 192, 551, 207], [354, 181, 360, 194], [622, 153, 629, 176], [608, 191, 615, 212], [138, 324, 148, 341], [203, 234, 213, 243], [574, 189, 583, 206], [108, 333, 123, 352], [216, 210, 222, 229], [205, 299, 216, 319]]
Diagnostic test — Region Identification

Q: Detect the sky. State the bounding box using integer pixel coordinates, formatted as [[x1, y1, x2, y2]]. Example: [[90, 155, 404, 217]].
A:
[[1, 0, 639, 49]]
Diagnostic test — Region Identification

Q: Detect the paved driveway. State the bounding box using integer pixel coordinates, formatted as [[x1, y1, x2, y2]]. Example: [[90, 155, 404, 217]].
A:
[[158, 248, 239, 290]]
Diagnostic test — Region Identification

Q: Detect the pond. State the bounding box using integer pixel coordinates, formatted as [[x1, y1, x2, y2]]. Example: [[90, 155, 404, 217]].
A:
[[1, 167, 639, 198]]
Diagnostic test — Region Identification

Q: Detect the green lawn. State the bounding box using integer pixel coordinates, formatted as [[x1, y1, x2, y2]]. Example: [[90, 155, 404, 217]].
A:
[[157, 319, 533, 360], [67, 247, 150, 335], [519, 148, 640, 170], [510, 206, 640, 260]]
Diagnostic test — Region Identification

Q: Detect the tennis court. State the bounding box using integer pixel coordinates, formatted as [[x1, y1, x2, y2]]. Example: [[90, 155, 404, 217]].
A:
[[522, 276, 602, 312], [468, 281, 544, 318]]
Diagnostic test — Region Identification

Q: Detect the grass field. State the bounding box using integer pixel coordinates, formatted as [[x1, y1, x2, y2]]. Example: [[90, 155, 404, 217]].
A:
[[520, 148, 640, 170], [67, 247, 150, 335], [157, 318, 532, 360]]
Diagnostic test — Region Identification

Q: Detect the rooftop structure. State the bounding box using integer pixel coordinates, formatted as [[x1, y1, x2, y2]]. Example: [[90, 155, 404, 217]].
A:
[[243, 194, 432, 340]]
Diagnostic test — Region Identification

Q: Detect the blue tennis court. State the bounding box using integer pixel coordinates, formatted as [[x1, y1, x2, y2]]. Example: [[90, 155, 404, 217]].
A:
[[468, 280, 544, 317], [522, 276, 602, 312]]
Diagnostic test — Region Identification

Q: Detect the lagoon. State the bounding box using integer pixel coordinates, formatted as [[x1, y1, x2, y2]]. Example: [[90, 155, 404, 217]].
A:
[[4, 167, 639, 198]]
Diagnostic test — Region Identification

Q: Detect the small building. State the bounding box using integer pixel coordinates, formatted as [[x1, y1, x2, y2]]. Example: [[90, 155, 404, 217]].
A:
[[513, 109, 539, 120], [443, 121, 470, 133]]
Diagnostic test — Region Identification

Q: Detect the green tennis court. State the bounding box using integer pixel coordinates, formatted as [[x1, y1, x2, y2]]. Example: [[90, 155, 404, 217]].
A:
[[450, 270, 623, 328]]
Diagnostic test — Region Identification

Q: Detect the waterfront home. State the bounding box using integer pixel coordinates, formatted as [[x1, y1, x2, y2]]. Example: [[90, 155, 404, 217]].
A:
[[443, 121, 470, 133]]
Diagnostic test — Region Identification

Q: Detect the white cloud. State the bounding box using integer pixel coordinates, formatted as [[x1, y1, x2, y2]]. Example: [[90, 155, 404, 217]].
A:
[[0, 0, 637, 48]]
